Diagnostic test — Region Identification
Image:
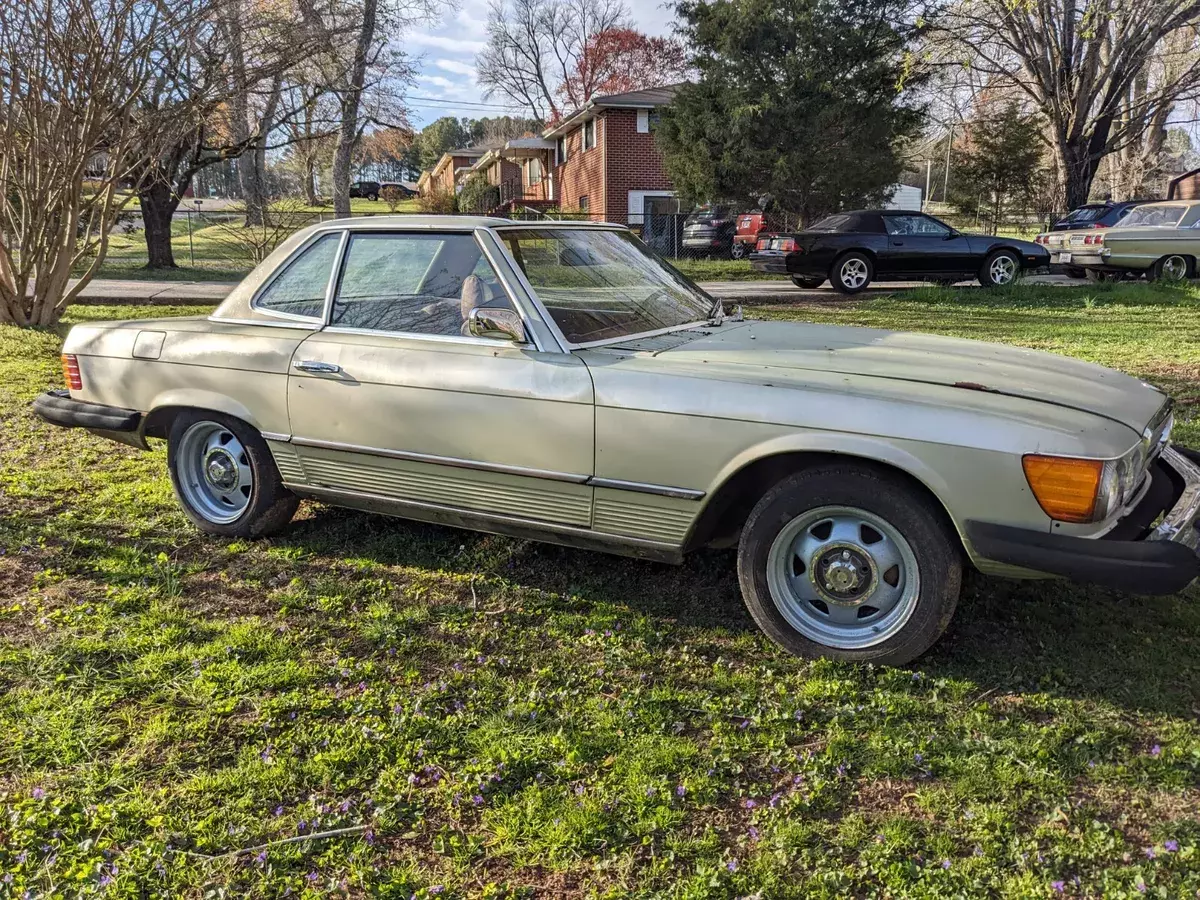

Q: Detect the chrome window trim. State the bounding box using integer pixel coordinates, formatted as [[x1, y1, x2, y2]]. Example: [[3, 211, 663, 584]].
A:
[[475, 228, 560, 353], [485, 223, 719, 351], [250, 230, 346, 324], [320, 229, 352, 326], [292, 436, 590, 483], [320, 325, 534, 349]]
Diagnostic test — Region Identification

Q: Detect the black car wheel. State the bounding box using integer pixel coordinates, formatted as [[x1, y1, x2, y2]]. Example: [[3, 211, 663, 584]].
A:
[[731, 242, 747, 260], [367, 193, 379, 203], [979, 250, 1021, 287], [791, 275, 825, 289], [831, 252, 873, 294]]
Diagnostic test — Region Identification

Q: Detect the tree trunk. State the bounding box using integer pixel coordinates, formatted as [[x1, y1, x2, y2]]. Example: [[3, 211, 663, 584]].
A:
[[332, 0, 378, 218], [140, 181, 179, 269], [304, 156, 318, 206]]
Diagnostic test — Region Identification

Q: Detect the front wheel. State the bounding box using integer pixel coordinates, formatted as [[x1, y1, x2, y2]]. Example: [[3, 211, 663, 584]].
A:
[[791, 274, 825, 289], [830, 252, 873, 294], [979, 250, 1020, 287], [737, 465, 962, 665], [167, 411, 299, 538]]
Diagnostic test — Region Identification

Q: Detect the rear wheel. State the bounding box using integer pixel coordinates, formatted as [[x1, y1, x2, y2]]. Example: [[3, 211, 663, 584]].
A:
[[979, 250, 1021, 287], [737, 464, 961, 665], [730, 242, 747, 260], [168, 411, 299, 538], [1150, 254, 1191, 283], [830, 252, 873, 294], [791, 274, 825, 289]]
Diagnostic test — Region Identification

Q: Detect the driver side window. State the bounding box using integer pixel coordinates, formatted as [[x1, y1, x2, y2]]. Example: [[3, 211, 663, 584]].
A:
[[330, 232, 514, 336], [884, 215, 950, 237]]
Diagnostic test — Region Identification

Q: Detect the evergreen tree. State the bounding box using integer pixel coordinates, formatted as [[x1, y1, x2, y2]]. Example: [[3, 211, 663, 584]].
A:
[[656, 0, 924, 222]]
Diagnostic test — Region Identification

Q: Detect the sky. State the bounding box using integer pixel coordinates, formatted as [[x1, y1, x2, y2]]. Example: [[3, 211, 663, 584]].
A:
[[402, 1, 677, 129]]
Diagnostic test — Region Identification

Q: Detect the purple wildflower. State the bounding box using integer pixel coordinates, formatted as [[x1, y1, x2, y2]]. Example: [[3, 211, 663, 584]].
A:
[[472, 794, 484, 806], [272, 805, 284, 817], [99, 874, 114, 888], [645, 787, 655, 798], [742, 799, 757, 809], [726, 859, 738, 872], [748, 826, 759, 841], [255, 850, 268, 865], [1051, 881, 1065, 894], [675, 784, 686, 798], [306, 871, 319, 883], [1144, 847, 1156, 860], [1164, 840, 1179, 852], [31, 787, 45, 800], [941, 859, 951, 870], [429, 887, 445, 896], [1150, 744, 1162, 758], [914, 752, 923, 764]]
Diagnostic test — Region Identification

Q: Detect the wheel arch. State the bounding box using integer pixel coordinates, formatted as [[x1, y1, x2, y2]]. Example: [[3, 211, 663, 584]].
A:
[[141, 391, 263, 440], [683, 438, 963, 555]]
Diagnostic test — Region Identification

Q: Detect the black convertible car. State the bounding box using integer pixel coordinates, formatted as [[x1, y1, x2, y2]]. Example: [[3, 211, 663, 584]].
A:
[[749, 210, 1050, 294]]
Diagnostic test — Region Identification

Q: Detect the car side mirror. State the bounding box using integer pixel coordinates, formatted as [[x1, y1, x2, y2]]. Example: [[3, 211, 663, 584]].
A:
[[944, 230, 959, 240], [468, 307, 527, 343]]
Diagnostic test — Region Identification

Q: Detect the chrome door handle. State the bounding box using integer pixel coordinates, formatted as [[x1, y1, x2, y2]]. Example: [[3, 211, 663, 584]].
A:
[[293, 360, 341, 374]]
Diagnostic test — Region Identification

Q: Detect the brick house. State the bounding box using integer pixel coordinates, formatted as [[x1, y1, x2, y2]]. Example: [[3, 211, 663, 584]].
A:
[[468, 137, 558, 213], [542, 84, 683, 235], [417, 147, 487, 197]]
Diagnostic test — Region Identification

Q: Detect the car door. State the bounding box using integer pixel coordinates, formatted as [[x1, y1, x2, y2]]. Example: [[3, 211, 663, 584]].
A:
[[882, 213, 975, 276], [285, 228, 596, 528]]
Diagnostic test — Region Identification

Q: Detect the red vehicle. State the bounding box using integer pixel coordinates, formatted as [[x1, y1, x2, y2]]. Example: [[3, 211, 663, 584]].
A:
[[731, 208, 785, 259]]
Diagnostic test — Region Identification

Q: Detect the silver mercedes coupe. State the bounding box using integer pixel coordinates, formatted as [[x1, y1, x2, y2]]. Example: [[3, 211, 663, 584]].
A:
[[34, 217, 1200, 665]]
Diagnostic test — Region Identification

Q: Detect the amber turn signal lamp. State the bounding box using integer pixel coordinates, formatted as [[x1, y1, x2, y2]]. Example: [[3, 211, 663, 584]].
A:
[[1022, 455, 1103, 523], [61, 353, 82, 391]]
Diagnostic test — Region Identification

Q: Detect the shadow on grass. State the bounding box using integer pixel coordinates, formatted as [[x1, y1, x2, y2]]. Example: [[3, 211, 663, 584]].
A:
[[285, 505, 1200, 720]]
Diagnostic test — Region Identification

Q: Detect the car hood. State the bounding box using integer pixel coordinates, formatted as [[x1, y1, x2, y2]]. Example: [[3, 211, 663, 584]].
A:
[[655, 320, 1163, 433]]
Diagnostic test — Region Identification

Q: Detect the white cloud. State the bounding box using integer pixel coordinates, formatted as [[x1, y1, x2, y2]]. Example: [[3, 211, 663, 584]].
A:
[[436, 59, 477, 78], [406, 32, 487, 54]]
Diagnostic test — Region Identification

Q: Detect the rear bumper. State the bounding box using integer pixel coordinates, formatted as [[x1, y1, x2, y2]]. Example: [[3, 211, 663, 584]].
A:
[[966, 447, 1200, 595], [32, 389, 142, 433], [750, 250, 804, 275]]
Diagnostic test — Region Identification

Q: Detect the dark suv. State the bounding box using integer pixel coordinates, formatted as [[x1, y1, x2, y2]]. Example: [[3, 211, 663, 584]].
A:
[[349, 181, 381, 202], [682, 205, 737, 257]]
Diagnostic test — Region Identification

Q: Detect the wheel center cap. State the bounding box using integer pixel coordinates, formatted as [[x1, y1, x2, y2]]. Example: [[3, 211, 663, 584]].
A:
[[204, 451, 237, 490], [813, 545, 874, 604]]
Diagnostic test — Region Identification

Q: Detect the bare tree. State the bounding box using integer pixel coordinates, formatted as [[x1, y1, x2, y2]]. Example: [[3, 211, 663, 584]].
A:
[[937, 0, 1200, 209], [476, 0, 630, 121], [0, 0, 210, 326], [298, 0, 429, 218]]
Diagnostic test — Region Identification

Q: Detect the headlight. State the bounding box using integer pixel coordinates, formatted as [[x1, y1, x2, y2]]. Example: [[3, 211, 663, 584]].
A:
[[1023, 442, 1149, 523]]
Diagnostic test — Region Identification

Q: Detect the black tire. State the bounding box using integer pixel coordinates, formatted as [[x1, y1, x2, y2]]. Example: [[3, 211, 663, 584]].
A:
[[830, 251, 873, 294], [791, 274, 825, 289], [367, 193, 379, 202], [167, 410, 299, 538], [730, 242, 747, 260], [1149, 254, 1192, 283], [737, 464, 962, 665], [979, 249, 1021, 287]]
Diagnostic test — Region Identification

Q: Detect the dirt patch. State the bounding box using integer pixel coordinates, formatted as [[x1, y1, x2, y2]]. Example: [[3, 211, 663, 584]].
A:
[[1071, 783, 1200, 846], [854, 777, 936, 821]]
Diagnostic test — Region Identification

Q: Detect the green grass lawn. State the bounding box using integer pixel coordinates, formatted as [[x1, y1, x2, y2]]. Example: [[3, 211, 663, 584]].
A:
[[2, 285, 1199, 898]]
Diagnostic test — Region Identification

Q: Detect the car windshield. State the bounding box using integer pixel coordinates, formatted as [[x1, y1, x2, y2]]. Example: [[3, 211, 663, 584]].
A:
[[1122, 205, 1186, 227], [499, 227, 715, 344]]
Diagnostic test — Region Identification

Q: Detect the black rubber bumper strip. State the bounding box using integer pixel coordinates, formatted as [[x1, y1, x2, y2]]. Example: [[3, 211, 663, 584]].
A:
[[31, 389, 142, 433], [965, 520, 1200, 596]]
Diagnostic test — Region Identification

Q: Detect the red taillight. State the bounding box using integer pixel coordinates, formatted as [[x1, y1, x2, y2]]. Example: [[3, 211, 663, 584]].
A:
[[1083, 233, 1104, 245], [756, 238, 770, 251], [1034, 234, 1046, 244], [61, 354, 82, 390], [776, 237, 799, 252]]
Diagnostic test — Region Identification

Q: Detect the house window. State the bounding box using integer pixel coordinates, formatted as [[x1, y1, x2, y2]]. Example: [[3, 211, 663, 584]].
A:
[[528, 157, 542, 185], [556, 136, 568, 164], [582, 119, 595, 151], [578, 195, 589, 215], [648, 110, 661, 132]]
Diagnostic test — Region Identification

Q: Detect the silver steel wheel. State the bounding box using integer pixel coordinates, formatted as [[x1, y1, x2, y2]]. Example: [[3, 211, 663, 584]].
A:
[[839, 257, 869, 290], [176, 421, 253, 524], [989, 254, 1017, 285], [765, 505, 920, 650], [1161, 255, 1189, 281]]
